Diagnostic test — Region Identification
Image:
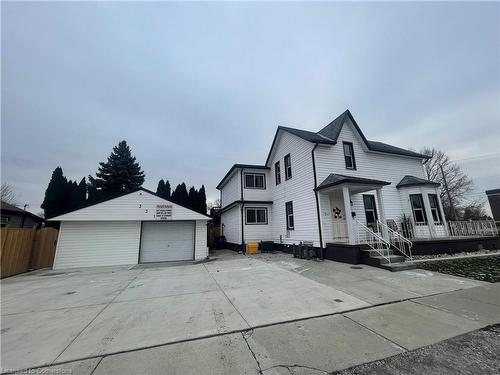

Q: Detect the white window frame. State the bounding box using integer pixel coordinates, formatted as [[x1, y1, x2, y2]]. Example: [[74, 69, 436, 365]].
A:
[[275, 161, 281, 185], [284, 154, 292, 180], [244, 173, 266, 189], [410, 194, 427, 224], [343, 142, 356, 170], [285, 201, 294, 230], [428, 194, 443, 223], [245, 207, 268, 225]]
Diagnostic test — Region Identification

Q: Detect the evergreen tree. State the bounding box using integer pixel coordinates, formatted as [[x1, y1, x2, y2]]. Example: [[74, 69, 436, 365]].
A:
[[41, 167, 70, 218], [171, 183, 188, 205], [188, 186, 198, 210], [156, 179, 167, 198], [164, 180, 171, 199], [68, 177, 87, 210], [197, 185, 207, 214], [88, 140, 145, 200]]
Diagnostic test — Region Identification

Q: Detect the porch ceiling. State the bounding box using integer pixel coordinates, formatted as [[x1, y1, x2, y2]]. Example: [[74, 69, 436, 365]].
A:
[[316, 174, 390, 193]]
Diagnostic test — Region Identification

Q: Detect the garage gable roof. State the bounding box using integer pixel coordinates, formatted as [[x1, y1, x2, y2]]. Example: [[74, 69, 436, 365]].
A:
[[48, 188, 211, 221]]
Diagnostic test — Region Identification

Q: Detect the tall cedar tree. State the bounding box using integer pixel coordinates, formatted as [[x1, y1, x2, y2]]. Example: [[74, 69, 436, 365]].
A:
[[67, 177, 87, 211], [41, 167, 69, 218], [156, 179, 166, 198], [156, 179, 172, 199], [188, 186, 198, 210], [197, 185, 207, 214], [164, 180, 171, 199], [171, 183, 188, 206], [88, 141, 145, 201]]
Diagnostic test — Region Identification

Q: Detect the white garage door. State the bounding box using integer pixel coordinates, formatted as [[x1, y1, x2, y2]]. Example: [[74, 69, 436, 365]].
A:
[[140, 221, 195, 263]]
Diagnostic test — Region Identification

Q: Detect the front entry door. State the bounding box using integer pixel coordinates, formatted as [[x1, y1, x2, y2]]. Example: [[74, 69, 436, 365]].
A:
[[330, 192, 347, 242], [363, 195, 378, 231]]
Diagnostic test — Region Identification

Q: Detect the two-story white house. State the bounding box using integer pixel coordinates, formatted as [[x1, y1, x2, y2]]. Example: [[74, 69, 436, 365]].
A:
[[217, 110, 449, 261]]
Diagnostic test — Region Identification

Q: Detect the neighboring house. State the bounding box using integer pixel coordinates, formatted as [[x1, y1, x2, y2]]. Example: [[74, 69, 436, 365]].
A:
[[1, 201, 44, 229], [48, 188, 211, 269], [486, 189, 500, 222], [217, 109, 449, 251]]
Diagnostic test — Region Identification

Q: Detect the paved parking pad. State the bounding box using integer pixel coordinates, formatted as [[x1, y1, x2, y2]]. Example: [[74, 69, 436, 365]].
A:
[[0, 252, 490, 370], [93, 333, 259, 375], [246, 315, 405, 373], [57, 290, 250, 362], [345, 300, 485, 350]]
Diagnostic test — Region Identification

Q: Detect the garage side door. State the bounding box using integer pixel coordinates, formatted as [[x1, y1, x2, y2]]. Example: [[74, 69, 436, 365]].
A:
[[53, 221, 141, 269], [140, 221, 195, 263]]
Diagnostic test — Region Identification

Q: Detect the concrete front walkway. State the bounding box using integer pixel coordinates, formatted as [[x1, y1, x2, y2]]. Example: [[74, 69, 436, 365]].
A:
[[1, 250, 496, 374]]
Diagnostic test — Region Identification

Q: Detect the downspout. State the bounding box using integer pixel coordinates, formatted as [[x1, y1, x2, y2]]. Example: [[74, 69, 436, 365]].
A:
[[312, 143, 324, 249], [240, 168, 245, 251]]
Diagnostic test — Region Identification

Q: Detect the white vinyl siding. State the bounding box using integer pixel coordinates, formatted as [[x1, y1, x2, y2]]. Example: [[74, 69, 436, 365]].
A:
[[242, 168, 271, 201], [53, 221, 141, 269], [243, 204, 273, 243], [51, 190, 210, 222], [220, 204, 241, 244], [315, 117, 427, 222], [268, 131, 319, 246], [221, 171, 241, 208], [195, 220, 208, 259]]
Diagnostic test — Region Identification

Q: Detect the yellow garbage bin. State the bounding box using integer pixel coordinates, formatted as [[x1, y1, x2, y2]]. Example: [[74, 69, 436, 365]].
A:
[[246, 242, 259, 254]]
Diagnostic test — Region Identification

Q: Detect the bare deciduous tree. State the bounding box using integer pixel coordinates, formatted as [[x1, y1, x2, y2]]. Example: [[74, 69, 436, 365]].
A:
[[420, 147, 474, 219], [1, 182, 20, 205]]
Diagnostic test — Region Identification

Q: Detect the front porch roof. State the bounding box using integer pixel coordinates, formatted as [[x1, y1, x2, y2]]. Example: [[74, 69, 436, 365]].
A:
[[315, 174, 390, 191]]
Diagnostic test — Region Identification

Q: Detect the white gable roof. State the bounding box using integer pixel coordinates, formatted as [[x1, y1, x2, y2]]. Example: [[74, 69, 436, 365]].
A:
[[49, 189, 211, 221]]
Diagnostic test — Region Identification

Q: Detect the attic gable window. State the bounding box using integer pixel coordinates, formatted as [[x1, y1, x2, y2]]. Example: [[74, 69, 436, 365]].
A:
[[343, 142, 356, 170], [284, 154, 292, 180], [244, 173, 266, 189]]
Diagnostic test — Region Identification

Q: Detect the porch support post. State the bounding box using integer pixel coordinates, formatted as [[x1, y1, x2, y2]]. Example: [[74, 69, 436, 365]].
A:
[[375, 187, 388, 240], [342, 185, 355, 245], [436, 187, 449, 236], [421, 188, 436, 238]]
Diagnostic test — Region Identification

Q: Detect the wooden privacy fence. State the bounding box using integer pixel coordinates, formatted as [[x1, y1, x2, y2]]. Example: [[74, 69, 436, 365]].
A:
[[0, 227, 59, 278], [207, 222, 221, 250]]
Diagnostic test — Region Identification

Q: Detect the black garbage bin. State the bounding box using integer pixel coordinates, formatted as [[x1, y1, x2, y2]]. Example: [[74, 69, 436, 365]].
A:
[[215, 235, 226, 250]]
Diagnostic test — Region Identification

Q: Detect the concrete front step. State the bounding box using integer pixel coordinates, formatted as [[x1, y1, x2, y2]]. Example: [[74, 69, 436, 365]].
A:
[[361, 249, 395, 257], [371, 255, 406, 264], [379, 262, 418, 272]]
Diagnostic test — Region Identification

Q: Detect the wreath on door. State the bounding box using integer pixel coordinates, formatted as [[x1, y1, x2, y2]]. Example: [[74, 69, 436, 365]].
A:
[[333, 207, 342, 219]]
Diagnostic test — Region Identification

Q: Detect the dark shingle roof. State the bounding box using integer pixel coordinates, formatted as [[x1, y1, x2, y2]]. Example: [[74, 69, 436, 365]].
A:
[[367, 141, 428, 159], [396, 175, 440, 188], [216, 164, 270, 190], [278, 126, 335, 145], [1, 201, 44, 220], [486, 188, 500, 195], [316, 174, 390, 191], [317, 110, 350, 141], [318, 110, 429, 159]]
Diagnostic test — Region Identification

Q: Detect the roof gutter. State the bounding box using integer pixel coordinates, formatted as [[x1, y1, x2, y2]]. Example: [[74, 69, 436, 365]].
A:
[[311, 143, 323, 249]]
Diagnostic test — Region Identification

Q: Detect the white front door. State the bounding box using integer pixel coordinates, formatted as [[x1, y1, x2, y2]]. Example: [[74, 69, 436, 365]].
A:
[[140, 221, 195, 263], [330, 192, 347, 241]]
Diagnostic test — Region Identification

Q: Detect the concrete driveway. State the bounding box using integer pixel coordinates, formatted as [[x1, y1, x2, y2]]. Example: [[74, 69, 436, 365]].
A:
[[0, 250, 487, 372]]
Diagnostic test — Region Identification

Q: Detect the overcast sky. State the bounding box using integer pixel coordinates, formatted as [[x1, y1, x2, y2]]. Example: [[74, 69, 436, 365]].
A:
[[2, 2, 499, 215]]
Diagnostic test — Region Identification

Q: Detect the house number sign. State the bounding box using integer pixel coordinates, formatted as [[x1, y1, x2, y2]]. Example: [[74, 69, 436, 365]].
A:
[[155, 204, 173, 220]]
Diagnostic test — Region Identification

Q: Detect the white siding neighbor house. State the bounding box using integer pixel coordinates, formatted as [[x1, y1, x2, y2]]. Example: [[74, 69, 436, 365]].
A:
[[49, 188, 210, 269], [217, 110, 451, 258]]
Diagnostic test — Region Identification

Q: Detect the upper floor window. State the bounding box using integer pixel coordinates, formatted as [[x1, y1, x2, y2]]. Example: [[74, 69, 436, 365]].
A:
[[284, 154, 292, 180], [275, 161, 281, 185], [410, 194, 427, 224], [285, 201, 294, 230], [428, 194, 443, 223], [244, 173, 266, 189], [245, 207, 268, 225], [343, 142, 356, 170], [1, 216, 9, 228]]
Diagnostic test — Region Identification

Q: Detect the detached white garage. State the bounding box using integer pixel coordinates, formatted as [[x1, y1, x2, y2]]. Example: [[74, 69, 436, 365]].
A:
[[49, 188, 211, 270]]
